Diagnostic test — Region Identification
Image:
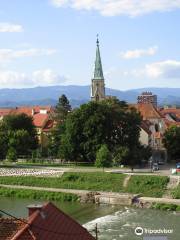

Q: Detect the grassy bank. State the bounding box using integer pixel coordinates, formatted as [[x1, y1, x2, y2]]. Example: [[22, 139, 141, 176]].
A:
[[0, 187, 78, 201], [125, 175, 169, 197], [151, 202, 180, 211], [171, 186, 180, 199], [0, 172, 126, 192]]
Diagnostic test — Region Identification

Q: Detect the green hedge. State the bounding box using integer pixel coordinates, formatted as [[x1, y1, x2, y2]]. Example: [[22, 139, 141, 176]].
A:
[[125, 175, 169, 197], [0, 172, 125, 192], [0, 187, 78, 201]]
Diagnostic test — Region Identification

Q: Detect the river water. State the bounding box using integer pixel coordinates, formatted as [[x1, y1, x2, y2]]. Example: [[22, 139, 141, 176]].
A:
[[0, 197, 179, 240]]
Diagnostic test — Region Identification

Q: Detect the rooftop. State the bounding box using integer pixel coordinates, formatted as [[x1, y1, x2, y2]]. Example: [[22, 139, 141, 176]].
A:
[[0, 202, 95, 240]]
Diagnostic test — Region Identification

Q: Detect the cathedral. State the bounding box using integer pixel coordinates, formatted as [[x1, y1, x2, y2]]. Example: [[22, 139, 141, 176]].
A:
[[91, 37, 106, 101]]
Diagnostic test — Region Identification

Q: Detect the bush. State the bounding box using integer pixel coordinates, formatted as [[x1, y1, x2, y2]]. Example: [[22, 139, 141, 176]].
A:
[[95, 144, 112, 168], [6, 147, 17, 161], [152, 203, 180, 211], [171, 186, 180, 199], [0, 187, 78, 202], [125, 175, 169, 197]]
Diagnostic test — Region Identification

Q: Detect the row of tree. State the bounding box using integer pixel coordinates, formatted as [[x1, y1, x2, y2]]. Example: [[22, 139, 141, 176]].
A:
[[0, 94, 179, 165]]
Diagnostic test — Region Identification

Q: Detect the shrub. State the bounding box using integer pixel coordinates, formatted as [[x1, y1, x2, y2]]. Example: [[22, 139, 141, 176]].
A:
[[6, 147, 17, 161], [125, 175, 169, 197], [171, 186, 180, 199]]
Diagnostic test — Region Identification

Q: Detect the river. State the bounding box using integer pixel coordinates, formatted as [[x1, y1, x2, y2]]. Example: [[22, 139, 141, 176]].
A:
[[0, 197, 179, 240]]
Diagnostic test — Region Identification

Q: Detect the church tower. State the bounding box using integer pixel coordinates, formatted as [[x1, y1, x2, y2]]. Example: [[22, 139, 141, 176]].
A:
[[91, 37, 105, 101]]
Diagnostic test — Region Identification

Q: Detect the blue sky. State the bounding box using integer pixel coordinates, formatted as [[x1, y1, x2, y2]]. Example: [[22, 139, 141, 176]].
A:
[[0, 0, 180, 90]]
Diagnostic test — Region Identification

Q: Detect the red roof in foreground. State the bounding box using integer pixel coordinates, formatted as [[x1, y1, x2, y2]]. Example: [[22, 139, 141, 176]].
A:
[[0, 202, 95, 240]]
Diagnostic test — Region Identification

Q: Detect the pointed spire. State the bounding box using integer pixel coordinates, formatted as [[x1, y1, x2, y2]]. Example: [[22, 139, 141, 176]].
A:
[[94, 35, 104, 80]]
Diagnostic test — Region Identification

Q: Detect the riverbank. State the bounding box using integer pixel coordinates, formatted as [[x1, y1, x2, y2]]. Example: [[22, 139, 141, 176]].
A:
[[0, 172, 170, 197], [0, 172, 179, 211]]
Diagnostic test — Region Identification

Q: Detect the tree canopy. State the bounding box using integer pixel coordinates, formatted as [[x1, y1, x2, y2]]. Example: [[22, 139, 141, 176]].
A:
[[0, 113, 38, 160], [55, 94, 72, 122], [58, 98, 142, 164], [163, 125, 180, 161]]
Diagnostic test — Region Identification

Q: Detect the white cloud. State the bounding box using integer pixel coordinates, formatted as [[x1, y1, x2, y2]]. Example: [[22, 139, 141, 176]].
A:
[[131, 60, 180, 79], [0, 69, 67, 88], [0, 22, 23, 32], [50, 0, 180, 17], [0, 48, 57, 62], [120, 46, 158, 59], [145, 60, 180, 78], [32, 69, 67, 86]]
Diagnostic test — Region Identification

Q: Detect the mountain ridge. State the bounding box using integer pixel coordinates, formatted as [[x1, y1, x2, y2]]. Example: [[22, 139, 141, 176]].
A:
[[0, 85, 179, 107]]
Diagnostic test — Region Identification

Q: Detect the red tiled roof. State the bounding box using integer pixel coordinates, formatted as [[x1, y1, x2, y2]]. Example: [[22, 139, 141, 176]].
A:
[[33, 113, 49, 128], [0, 218, 27, 240], [0, 106, 55, 129], [0, 202, 95, 240], [12, 106, 53, 117], [131, 103, 162, 120], [0, 109, 13, 117]]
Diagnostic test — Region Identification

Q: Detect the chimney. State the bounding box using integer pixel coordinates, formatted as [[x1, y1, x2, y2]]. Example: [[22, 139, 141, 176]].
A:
[[27, 204, 43, 216]]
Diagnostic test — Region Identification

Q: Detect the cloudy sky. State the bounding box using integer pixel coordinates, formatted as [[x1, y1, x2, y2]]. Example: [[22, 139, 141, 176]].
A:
[[0, 0, 180, 90]]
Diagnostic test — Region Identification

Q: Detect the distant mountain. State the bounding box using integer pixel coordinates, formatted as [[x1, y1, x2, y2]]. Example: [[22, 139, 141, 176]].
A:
[[0, 85, 179, 108]]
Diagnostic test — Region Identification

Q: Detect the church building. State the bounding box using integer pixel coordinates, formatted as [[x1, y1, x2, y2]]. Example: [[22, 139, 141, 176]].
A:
[[91, 37, 106, 101]]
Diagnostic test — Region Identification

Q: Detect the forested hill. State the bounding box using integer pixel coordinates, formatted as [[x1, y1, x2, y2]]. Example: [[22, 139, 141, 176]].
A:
[[0, 85, 179, 107]]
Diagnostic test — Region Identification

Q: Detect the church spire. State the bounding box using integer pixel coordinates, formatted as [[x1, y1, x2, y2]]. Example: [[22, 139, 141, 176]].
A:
[[94, 35, 104, 80], [91, 36, 105, 101]]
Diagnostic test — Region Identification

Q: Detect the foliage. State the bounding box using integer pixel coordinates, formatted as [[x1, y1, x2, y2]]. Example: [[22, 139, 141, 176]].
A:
[[55, 94, 72, 122], [125, 175, 169, 197], [0, 187, 78, 201], [163, 126, 180, 160], [95, 144, 112, 168], [0, 114, 38, 160], [171, 186, 180, 199], [151, 203, 180, 211], [0, 172, 126, 192], [49, 94, 71, 157], [59, 98, 142, 163], [6, 147, 17, 161], [112, 146, 129, 166]]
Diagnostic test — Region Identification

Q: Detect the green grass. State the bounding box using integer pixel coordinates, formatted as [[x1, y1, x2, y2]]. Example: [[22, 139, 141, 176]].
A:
[[151, 203, 180, 211], [0, 172, 126, 192], [125, 175, 169, 197], [0, 187, 78, 201], [171, 186, 180, 199]]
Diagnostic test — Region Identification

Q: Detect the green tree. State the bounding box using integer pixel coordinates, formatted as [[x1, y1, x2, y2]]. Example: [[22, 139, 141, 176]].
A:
[[113, 146, 129, 166], [95, 144, 112, 168], [0, 114, 38, 159], [49, 94, 72, 157], [0, 126, 8, 160], [163, 126, 180, 161], [6, 147, 17, 161], [55, 94, 72, 122], [59, 98, 142, 164]]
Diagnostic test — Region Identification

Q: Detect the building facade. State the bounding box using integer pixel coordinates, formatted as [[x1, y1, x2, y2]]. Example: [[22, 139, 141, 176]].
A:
[[137, 92, 157, 108]]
